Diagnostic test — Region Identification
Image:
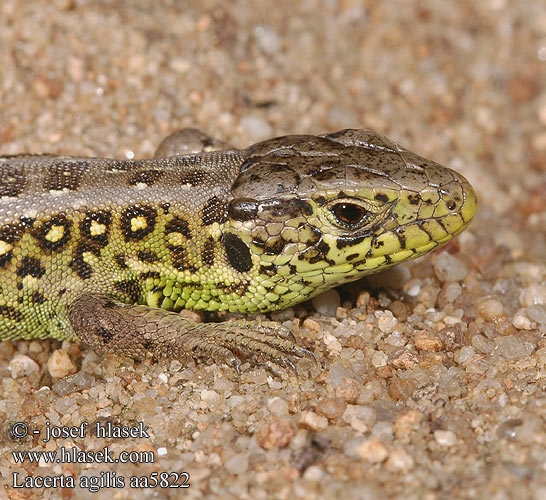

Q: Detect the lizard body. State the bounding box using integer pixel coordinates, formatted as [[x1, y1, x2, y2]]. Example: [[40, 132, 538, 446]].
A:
[[0, 129, 477, 368]]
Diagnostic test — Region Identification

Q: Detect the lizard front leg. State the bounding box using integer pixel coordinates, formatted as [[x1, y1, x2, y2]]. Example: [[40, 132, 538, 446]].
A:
[[68, 294, 312, 371]]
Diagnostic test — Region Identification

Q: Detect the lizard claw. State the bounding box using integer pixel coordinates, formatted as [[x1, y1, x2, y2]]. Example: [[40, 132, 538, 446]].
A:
[[228, 356, 241, 374], [294, 346, 317, 364], [199, 320, 314, 373], [280, 356, 298, 375]]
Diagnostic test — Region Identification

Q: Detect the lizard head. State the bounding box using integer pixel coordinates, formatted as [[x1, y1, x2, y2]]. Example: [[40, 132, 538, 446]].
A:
[[225, 129, 477, 309]]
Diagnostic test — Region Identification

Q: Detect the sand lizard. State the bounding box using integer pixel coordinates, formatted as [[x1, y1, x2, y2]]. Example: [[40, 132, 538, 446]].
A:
[[0, 128, 477, 370]]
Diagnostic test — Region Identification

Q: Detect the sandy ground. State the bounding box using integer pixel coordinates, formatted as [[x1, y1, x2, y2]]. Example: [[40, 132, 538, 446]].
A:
[[0, 0, 545, 499]]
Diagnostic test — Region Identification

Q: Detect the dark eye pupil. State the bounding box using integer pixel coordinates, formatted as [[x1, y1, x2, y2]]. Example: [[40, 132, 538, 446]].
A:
[[332, 203, 367, 226]]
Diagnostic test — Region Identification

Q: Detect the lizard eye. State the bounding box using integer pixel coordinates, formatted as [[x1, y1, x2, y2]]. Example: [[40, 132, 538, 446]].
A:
[[331, 202, 369, 228], [321, 196, 388, 232]]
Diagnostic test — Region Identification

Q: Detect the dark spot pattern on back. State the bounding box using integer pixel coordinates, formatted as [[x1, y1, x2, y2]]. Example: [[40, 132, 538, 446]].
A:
[[120, 205, 157, 241], [0, 164, 26, 197], [170, 245, 197, 273], [16, 257, 45, 279], [202, 196, 229, 225], [79, 210, 112, 247], [202, 236, 216, 266], [105, 160, 132, 172], [129, 169, 164, 186], [165, 216, 191, 239], [180, 170, 206, 186], [69, 242, 101, 280], [32, 214, 72, 252], [43, 161, 88, 191], [0, 222, 27, 268]]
